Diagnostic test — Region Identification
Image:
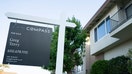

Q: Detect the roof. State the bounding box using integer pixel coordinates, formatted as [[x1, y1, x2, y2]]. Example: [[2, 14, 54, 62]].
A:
[[83, 0, 116, 32]]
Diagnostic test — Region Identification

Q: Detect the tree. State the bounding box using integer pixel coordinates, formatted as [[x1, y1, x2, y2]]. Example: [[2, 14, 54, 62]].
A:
[[44, 16, 87, 73]]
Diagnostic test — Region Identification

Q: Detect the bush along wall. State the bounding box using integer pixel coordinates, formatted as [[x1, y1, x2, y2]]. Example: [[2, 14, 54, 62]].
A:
[[108, 56, 130, 74], [90, 55, 130, 74], [90, 60, 108, 74], [127, 48, 132, 74]]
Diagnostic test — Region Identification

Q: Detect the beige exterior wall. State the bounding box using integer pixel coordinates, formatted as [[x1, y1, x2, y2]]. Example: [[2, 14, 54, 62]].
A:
[[95, 53, 104, 60], [85, 43, 96, 74], [104, 39, 132, 60]]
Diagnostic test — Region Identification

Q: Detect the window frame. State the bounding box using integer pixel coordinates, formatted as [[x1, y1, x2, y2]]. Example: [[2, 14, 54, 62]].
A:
[[94, 16, 111, 42]]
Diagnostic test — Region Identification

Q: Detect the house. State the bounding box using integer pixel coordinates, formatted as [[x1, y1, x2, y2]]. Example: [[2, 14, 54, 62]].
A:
[[84, 0, 132, 73]]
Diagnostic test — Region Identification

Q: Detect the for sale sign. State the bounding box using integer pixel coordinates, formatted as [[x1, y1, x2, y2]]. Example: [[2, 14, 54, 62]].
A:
[[3, 22, 52, 66]]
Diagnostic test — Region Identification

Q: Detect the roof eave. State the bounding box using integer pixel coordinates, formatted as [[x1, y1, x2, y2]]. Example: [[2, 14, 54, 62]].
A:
[[84, 0, 115, 32]]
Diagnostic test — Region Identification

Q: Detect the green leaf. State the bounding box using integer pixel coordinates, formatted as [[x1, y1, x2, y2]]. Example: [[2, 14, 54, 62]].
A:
[[45, 16, 87, 72]]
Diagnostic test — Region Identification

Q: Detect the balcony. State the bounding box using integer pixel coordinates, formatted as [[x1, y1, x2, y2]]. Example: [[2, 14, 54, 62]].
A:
[[110, 4, 132, 32], [110, 4, 132, 41]]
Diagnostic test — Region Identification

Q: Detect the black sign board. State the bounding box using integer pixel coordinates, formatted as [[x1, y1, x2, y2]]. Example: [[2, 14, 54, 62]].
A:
[[3, 22, 52, 66]]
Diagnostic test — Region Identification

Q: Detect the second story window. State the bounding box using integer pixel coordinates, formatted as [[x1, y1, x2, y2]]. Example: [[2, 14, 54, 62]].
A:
[[106, 17, 111, 33], [94, 16, 111, 42], [126, 4, 132, 19], [94, 28, 97, 42], [98, 21, 105, 40]]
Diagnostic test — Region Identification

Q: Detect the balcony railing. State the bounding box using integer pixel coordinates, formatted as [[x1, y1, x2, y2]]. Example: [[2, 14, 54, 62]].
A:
[[110, 4, 132, 32]]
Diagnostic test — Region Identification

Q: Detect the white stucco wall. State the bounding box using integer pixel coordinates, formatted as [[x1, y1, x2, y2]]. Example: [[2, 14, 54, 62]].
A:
[[104, 39, 132, 60]]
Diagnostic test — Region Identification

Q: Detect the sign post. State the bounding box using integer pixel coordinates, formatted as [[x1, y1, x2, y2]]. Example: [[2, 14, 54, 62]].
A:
[[55, 14, 66, 74], [5, 12, 76, 74]]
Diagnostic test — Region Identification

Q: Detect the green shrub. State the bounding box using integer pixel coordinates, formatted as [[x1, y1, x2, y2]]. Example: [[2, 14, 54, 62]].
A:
[[127, 60, 132, 74], [90, 56, 130, 74], [127, 48, 132, 74], [108, 55, 130, 74], [90, 60, 108, 74]]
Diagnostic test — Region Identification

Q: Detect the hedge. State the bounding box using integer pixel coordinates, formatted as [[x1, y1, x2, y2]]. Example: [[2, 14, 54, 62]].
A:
[[90, 55, 130, 74], [108, 55, 130, 74], [90, 60, 108, 74]]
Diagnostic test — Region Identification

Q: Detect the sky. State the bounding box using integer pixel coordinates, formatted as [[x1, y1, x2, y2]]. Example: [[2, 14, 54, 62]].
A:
[[0, 0, 106, 74], [0, 0, 106, 27]]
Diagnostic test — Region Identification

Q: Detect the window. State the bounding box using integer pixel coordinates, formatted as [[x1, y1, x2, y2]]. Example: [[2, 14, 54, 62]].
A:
[[106, 17, 111, 33], [94, 28, 97, 42], [94, 16, 111, 42], [126, 4, 132, 19], [97, 21, 105, 40]]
